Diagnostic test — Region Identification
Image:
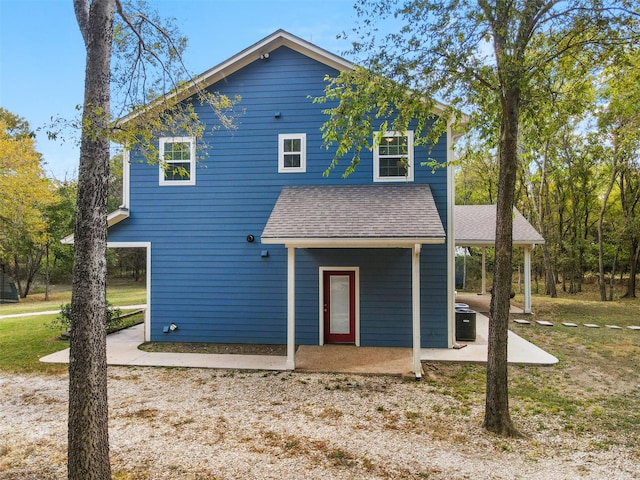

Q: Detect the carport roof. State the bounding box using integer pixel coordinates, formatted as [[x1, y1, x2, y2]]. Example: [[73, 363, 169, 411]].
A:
[[261, 184, 445, 247], [454, 205, 544, 246]]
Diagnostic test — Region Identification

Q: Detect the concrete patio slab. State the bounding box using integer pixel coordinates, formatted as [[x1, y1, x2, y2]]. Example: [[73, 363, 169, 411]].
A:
[[421, 313, 558, 365], [296, 345, 413, 376]]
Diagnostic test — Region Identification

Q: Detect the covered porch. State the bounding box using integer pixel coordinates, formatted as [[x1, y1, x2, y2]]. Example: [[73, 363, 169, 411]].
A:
[[454, 205, 545, 314], [261, 184, 448, 378]]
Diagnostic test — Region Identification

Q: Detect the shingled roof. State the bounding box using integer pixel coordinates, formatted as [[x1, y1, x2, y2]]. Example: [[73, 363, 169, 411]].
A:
[[454, 205, 544, 246], [261, 184, 445, 247]]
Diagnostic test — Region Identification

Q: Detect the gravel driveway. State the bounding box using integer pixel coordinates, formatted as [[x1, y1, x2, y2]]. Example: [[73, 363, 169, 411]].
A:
[[1, 367, 637, 479]]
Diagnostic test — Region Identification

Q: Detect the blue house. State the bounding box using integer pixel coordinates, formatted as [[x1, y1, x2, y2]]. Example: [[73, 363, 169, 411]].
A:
[[104, 30, 461, 377]]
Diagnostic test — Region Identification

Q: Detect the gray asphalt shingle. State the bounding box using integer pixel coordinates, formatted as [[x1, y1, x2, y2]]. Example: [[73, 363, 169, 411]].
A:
[[454, 205, 544, 245], [262, 184, 445, 241]]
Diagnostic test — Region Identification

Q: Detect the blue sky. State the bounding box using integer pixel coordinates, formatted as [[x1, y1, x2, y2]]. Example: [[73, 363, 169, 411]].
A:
[[0, 0, 358, 180]]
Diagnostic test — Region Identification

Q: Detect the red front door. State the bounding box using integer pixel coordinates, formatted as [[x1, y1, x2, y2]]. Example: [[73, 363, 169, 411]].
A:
[[323, 270, 356, 344]]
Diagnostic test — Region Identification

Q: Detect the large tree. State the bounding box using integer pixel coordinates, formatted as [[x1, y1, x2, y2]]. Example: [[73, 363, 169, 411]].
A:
[[69, 1, 116, 477], [318, 0, 638, 436], [69, 1, 237, 477]]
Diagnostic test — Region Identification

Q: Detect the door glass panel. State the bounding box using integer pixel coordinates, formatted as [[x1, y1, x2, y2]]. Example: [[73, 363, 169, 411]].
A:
[[330, 275, 350, 334]]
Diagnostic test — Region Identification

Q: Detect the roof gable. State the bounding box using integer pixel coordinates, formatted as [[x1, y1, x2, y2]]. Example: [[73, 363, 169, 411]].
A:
[[118, 30, 353, 126], [119, 29, 459, 127], [194, 29, 354, 89]]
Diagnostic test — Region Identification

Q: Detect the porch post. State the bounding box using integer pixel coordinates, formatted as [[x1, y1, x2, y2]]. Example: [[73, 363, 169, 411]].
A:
[[287, 246, 295, 369], [412, 244, 422, 378], [481, 247, 487, 295], [524, 246, 532, 314]]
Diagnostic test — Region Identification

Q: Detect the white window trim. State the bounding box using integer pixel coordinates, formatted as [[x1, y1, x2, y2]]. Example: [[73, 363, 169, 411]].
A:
[[159, 136, 196, 186], [278, 133, 307, 173], [373, 130, 414, 182]]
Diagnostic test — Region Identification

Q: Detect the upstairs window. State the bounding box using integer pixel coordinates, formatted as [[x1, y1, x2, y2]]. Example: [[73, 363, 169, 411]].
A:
[[159, 137, 196, 186], [373, 131, 414, 182], [278, 133, 306, 173]]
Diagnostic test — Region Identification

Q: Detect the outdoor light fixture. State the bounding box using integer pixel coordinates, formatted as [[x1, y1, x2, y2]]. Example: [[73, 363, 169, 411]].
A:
[[260, 52, 270, 60], [247, 234, 255, 243], [170, 323, 178, 332]]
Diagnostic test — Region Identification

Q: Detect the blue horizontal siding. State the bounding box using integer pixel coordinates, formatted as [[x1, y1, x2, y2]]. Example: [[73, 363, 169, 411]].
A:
[[421, 243, 449, 348], [108, 45, 451, 345]]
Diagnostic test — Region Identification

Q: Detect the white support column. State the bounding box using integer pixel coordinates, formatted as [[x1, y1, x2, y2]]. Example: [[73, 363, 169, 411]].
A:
[[481, 247, 487, 295], [524, 246, 532, 314], [145, 243, 151, 342], [287, 247, 296, 369], [412, 244, 422, 378]]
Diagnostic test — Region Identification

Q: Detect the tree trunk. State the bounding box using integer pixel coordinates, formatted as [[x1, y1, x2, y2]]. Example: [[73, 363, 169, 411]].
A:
[[622, 239, 639, 298], [68, 1, 115, 479], [535, 142, 557, 298], [609, 245, 620, 301], [45, 242, 50, 301], [12, 255, 24, 298], [598, 166, 616, 302], [483, 86, 520, 437]]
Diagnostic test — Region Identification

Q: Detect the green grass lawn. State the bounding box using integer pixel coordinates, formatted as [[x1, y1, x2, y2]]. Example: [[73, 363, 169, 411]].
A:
[[0, 280, 146, 316], [0, 313, 69, 374], [428, 290, 640, 447], [0, 281, 146, 374]]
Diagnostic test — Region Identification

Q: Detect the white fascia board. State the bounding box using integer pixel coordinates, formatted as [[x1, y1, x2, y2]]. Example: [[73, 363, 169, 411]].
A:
[[60, 208, 130, 245], [262, 237, 445, 248], [107, 208, 130, 227], [60, 233, 74, 245], [192, 30, 354, 93], [456, 239, 545, 247]]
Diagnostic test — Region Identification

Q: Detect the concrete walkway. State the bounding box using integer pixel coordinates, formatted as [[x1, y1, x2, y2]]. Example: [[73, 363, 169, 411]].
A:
[[41, 311, 557, 375], [421, 312, 558, 365], [0, 305, 147, 320], [41, 324, 290, 371]]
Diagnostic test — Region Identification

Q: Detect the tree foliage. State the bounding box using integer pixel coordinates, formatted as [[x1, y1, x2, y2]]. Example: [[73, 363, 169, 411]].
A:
[[458, 43, 640, 300], [318, 0, 638, 436], [0, 108, 57, 297]]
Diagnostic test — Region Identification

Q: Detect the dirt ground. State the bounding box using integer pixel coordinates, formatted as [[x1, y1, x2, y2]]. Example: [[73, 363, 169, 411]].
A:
[[2, 366, 639, 480]]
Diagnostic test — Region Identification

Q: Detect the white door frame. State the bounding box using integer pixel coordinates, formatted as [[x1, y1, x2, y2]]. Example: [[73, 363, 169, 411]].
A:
[[106, 241, 151, 342], [318, 266, 360, 346]]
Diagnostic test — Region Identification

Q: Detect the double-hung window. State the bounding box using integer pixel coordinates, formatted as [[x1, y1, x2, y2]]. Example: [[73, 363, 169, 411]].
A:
[[159, 136, 196, 186], [373, 131, 414, 182], [278, 133, 306, 173]]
